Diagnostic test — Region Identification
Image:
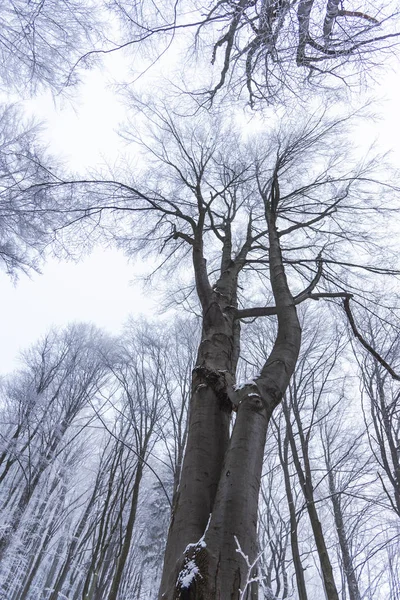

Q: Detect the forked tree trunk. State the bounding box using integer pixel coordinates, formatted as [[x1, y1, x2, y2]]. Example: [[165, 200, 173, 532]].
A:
[[159, 199, 301, 599], [159, 298, 236, 595]]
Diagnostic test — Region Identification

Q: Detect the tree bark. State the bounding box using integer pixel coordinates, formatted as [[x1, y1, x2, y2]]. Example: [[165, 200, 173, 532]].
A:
[[159, 194, 301, 598]]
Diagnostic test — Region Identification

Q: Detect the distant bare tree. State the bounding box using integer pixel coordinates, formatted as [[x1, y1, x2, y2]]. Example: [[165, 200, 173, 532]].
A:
[[0, 104, 67, 277], [104, 324, 169, 600], [354, 321, 400, 525], [282, 331, 342, 600], [0, 0, 104, 93], [0, 323, 111, 562]]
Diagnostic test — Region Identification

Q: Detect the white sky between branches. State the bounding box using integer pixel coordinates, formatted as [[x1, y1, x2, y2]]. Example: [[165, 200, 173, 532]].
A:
[[0, 58, 400, 375]]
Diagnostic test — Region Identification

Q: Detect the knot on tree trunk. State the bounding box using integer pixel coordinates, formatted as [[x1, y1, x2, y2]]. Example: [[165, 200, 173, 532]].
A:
[[193, 366, 234, 413]]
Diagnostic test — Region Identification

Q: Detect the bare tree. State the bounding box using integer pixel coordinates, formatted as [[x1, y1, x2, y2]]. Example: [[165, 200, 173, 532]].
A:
[[105, 324, 170, 600], [104, 0, 400, 105], [26, 103, 400, 599], [0, 323, 111, 562], [281, 330, 342, 600], [320, 417, 365, 600], [359, 321, 400, 517], [0, 0, 104, 93]]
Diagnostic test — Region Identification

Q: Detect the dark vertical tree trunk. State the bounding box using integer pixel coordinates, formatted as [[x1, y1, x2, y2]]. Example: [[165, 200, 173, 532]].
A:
[[276, 419, 309, 600], [107, 460, 144, 600], [324, 455, 361, 600], [48, 484, 98, 600], [283, 400, 339, 600], [370, 367, 400, 516], [82, 448, 127, 600], [159, 187, 302, 599], [42, 536, 65, 598]]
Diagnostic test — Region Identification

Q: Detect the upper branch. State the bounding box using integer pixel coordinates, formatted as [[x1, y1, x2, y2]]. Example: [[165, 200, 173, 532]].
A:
[[343, 297, 400, 381]]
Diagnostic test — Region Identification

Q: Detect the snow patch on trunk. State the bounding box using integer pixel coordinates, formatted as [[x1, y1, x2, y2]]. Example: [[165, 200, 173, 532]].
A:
[[178, 559, 200, 588], [234, 378, 257, 390], [185, 513, 211, 552]]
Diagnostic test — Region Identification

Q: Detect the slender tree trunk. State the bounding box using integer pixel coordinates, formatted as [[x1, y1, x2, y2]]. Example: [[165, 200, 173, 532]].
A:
[[18, 529, 53, 600], [48, 486, 97, 600], [372, 369, 400, 515], [107, 460, 144, 600], [0, 420, 69, 563], [16, 486, 65, 600], [42, 536, 65, 598], [325, 464, 361, 600], [277, 421, 308, 600], [82, 445, 126, 600], [284, 401, 339, 600]]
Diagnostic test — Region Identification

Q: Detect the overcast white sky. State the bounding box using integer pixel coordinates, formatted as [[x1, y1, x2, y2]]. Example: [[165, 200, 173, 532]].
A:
[[1, 59, 400, 375]]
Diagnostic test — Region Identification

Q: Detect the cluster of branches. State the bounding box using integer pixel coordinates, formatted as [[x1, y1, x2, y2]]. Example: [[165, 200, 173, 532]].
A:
[[0, 317, 196, 600], [103, 0, 400, 104], [0, 0, 400, 598]]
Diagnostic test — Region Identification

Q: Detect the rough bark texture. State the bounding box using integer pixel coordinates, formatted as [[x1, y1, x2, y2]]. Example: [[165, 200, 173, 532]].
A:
[[159, 297, 235, 596]]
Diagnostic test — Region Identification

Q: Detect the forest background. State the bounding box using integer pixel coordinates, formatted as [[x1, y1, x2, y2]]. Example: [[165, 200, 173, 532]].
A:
[[1, 2, 400, 599]]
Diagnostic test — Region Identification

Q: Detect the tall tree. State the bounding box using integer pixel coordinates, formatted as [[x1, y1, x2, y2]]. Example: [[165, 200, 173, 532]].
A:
[[0, 323, 111, 561], [32, 104, 400, 598]]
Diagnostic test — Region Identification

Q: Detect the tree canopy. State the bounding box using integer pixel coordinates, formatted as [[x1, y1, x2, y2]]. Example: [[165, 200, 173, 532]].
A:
[[0, 1, 399, 599]]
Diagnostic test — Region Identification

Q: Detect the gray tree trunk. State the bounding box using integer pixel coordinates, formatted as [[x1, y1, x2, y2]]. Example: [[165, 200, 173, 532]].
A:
[[278, 421, 309, 600], [283, 400, 339, 600], [326, 463, 361, 600], [159, 196, 301, 598]]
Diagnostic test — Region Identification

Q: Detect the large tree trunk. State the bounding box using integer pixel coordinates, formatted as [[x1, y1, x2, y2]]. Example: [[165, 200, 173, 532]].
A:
[[159, 195, 301, 599], [159, 303, 234, 595], [159, 234, 239, 594]]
